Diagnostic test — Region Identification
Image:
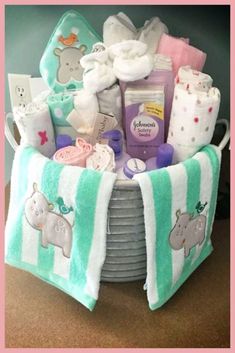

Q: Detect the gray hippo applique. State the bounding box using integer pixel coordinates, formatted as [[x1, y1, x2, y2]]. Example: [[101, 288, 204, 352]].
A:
[[54, 45, 87, 84], [169, 209, 207, 257], [25, 183, 73, 258]]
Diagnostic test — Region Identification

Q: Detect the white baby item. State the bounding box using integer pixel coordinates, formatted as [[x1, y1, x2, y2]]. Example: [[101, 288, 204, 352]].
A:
[[12, 102, 56, 158], [103, 12, 137, 47], [153, 53, 172, 71], [176, 66, 213, 92], [66, 89, 99, 141], [86, 143, 115, 172], [167, 84, 221, 162], [80, 42, 116, 93], [137, 17, 168, 54], [109, 40, 154, 81]]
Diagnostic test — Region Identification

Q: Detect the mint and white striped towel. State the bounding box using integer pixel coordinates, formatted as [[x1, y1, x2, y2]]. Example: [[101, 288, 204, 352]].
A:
[[134, 144, 221, 310], [5, 145, 117, 311]]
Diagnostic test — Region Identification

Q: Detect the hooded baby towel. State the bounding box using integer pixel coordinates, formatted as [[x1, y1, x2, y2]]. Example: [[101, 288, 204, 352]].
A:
[[5, 146, 116, 310], [134, 145, 221, 310]]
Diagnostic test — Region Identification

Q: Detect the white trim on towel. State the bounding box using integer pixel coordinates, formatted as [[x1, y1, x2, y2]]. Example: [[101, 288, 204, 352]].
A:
[[21, 153, 48, 266], [134, 173, 159, 306], [84, 172, 117, 300], [191, 151, 212, 264], [167, 164, 187, 287], [53, 165, 84, 279]]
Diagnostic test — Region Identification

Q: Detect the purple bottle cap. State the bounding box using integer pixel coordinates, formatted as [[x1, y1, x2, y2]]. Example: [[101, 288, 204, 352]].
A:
[[156, 143, 174, 169], [56, 134, 73, 151], [101, 129, 123, 158], [123, 158, 147, 179]]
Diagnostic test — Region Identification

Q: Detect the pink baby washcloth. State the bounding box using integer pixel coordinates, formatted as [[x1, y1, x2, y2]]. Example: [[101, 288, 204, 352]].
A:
[[157, 33, 207, 76], [53, 138, 93, 167]]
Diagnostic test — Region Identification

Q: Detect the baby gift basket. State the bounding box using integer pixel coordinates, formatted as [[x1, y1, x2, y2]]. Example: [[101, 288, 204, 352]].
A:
[[5, 10, 230, 311]]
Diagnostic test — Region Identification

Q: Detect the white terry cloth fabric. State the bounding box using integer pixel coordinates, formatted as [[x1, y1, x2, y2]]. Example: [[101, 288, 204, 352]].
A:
[[13, 102, 56, 158], [80, 43, 116, 93], [137, 17, 168, 54], [109, 40, 154, 81], [86, 143, 115, 172], [153, 54, 172, 71], [97, 84, 123, 129], [176, 66, 213, 92], [167, 84, 221, 163], [103, 12, 137, 47], [66, 89, 99, 138]]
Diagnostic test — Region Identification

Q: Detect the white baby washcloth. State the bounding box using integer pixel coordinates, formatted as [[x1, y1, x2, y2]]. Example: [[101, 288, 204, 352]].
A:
[[109, 40, 154, 81], [167, 84, 221, 162], [176, 66, 213, 92], [66, 89, 98, 138], [13, 102, 56, 158], [81, 43, 116, 93], [137, 17, 168, 54], [103, 12, 137, 47], [86, 143, 115, 172]]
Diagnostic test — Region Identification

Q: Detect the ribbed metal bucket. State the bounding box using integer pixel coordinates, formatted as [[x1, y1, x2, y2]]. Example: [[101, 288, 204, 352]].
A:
[[101, 179, 147, 282]]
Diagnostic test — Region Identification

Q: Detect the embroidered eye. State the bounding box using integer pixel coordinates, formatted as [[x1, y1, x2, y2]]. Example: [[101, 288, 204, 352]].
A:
[[66, 62, 69, 66], [33, 200, 36, 204]]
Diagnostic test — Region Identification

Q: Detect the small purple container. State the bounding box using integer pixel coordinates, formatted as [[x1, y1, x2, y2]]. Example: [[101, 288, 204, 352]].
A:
[[156, 143, 174, 168], [123, 158, 147, 179], [56, 134, 73, 151]]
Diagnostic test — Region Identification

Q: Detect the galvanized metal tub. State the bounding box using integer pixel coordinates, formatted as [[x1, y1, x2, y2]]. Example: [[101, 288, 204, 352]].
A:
[[101, 179, 147, 282]]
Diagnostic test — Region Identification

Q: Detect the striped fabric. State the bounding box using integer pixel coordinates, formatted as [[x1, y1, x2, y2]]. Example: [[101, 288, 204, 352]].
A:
[[134, 144, 221, 310], [5, 146, 116, 311]]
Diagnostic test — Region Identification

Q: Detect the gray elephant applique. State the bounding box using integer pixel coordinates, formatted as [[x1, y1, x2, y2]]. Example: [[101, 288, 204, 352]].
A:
[[169, 209, 207, 257], [54, 45, 87, 84], [25, 183, 73, 258]]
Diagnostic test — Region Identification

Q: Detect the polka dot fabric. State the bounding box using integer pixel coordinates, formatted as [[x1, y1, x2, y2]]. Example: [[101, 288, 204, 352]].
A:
[[47, 93, 74, 127], [167, 84, 221, 163]]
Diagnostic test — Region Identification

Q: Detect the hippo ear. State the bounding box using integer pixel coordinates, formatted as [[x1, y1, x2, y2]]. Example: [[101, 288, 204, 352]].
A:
[[33, 183, 38, 192], [48, 203, 54, 210], [79, 44, 87, 54], [54, 48, 62, 56], [176, 209, 181, 219]]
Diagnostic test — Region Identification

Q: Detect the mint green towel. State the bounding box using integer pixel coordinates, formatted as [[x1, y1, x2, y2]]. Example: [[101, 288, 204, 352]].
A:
[[5, 146, 116, 310], [134, 145, 221, 310]]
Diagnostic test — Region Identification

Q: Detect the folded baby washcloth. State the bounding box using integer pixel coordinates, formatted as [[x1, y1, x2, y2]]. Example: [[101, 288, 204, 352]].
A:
[[109, 40, 154, 81], [137, 17, 168, 54], [167, 84, 221, 162], [103, 12, 137, 47], [176, 65, 213, 92], [5, 145, 117, 310], [13, 102, 56, 158], [134, 144, 221, 310], [81, 42, 116, 93], [157, 33, 207, 76]]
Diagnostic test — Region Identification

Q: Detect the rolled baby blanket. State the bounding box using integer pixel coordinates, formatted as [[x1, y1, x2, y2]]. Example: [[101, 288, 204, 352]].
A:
[[97, 84, 123, 129], [53, 138, 93, 167], [137, 17, 168, 54], [176, 66, 213, 92], [103, 12, 137, 47], [80, 42, 116, 93], [13, 102, 56, 158], [47, 92, 74, 126], [167, 84, 221, 162], [109, 40, 154, 81], [86, 143, 115, 172], [157, 33, 207, 76]]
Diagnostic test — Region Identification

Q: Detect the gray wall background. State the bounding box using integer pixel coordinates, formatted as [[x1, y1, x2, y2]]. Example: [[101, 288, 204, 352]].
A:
[[5, 5, 230, 183]]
